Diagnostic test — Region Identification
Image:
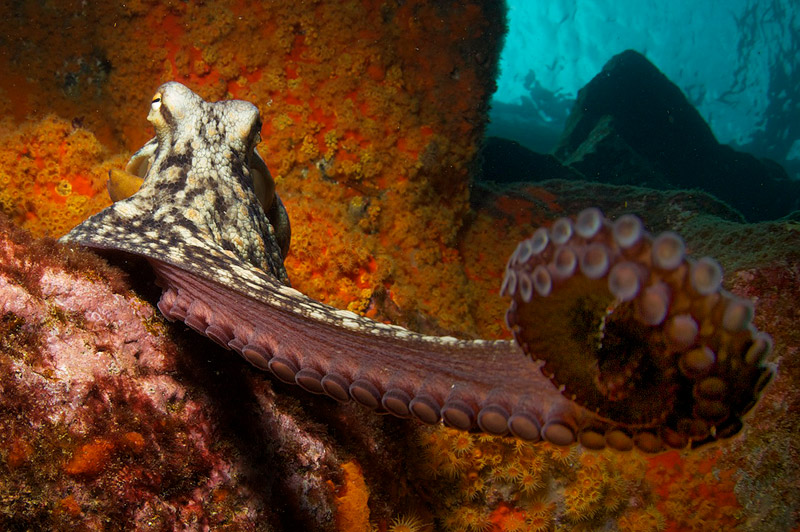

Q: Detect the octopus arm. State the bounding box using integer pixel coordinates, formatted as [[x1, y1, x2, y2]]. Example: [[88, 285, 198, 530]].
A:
[[148, 255, 589, 447]]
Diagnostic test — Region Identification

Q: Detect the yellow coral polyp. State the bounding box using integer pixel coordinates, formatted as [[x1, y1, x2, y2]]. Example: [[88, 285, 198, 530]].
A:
[[298, 134, 319, 161], [387, 513, 427, 532], [525, 497, 555, 519], [272, 113, 293, 131], [603, 484, 627, 513], [464, 475, 485, 501], [546, 442, 577, 465], [525, 513, 551, 532], [65, 195, 89, 215], [450, 432, 474, 456], [577, 470, 602, 491], [324, 129, 339, 152], [516, 470, 543, 494], [519, 448, 548, 476], [55, 179, 72, 196], [579, 451, 602, 469], [439, 450, 470, 478], [337, 159, 363, 179], [451, 505, 492, 532], [499, 461, 525, 482], [563, 485, 597, 520], [617, 505, 667, 532], [584, 488, 602, 505], [0, 115, 112, 237]]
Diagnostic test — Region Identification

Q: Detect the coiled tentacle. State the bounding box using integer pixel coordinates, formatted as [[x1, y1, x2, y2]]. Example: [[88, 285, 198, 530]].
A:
[[503, 207, 773, 450]]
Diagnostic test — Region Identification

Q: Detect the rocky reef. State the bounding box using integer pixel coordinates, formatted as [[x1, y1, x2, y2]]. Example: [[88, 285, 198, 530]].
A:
[[2, 177, 799, 530], [1, 1, 799, 531], [0, 214, 346, 531]]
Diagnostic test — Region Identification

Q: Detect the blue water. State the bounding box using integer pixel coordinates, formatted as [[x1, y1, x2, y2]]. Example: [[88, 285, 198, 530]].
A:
[[489, 0, 799, 179]]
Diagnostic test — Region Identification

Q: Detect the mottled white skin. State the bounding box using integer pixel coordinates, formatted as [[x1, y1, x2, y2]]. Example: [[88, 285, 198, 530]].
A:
[[62, 83, 772, 452], [66, 83, 288, 284]]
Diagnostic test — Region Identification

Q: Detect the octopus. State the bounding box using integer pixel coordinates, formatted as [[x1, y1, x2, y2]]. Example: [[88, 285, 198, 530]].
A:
[[62, 82, 773, 453]]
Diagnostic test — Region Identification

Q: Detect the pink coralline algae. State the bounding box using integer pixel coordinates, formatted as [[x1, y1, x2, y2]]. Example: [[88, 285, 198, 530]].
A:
[[0, 214, 378, 531]]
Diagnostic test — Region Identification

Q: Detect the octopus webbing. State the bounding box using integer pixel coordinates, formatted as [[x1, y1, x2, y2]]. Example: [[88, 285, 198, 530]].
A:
[[61, 82, 773, 453]]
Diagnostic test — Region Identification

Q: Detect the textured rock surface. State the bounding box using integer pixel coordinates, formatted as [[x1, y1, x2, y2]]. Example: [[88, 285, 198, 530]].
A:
[[0, 213, 425, 531]]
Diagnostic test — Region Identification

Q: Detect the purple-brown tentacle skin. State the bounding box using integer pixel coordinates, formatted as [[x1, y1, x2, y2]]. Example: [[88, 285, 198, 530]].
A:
[[61, 82, 773, 453], [503, 209, 774, 450]]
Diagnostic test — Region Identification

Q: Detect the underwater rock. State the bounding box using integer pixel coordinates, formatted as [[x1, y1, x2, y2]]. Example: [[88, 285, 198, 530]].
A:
[[552, 49, 800, 222], [477, 136, 582, 184], [0, 213, 424, 531]]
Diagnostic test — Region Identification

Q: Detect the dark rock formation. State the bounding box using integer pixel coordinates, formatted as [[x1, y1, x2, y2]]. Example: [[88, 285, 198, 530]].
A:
[[479, 50, 800, 222], [478, 136, 582, 184], [553, 50, 800, 222]]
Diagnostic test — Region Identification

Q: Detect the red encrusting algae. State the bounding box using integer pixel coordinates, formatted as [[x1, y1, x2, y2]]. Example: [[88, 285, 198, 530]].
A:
[[64, 438, 116, 477]]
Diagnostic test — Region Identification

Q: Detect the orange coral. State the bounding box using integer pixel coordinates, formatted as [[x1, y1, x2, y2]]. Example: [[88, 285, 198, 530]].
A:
[[0, 0, 504, 338], [411, 425, 674, 532], [334, 460, 371, 532], [646, 450, 743, 531], [5, 437, 35, 469], [487, 504, 527, 532], [120, 431, 146, 453], [0, 116, 115, 238], [53, 495, 82, 518]]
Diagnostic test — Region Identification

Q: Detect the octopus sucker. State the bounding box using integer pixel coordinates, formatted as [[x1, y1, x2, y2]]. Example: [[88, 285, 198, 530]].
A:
[[61, 82, 773, 453]]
